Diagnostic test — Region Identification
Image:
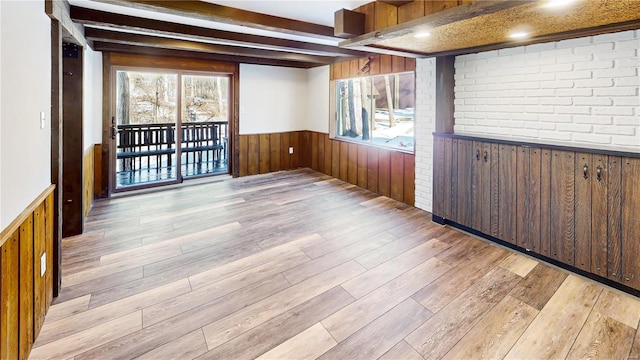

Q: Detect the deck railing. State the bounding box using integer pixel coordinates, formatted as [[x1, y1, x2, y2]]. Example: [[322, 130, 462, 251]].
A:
[[116, 121, 228, 183]]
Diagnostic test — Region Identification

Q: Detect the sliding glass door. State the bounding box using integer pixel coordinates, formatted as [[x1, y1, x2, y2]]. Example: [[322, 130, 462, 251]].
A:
[[112, 68, 230, 191]]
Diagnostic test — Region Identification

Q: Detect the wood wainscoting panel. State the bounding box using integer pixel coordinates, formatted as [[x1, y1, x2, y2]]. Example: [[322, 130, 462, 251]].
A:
[[0, 185, 55, 359], [621, 157, 640, 289], [83, 145, 95, 218]]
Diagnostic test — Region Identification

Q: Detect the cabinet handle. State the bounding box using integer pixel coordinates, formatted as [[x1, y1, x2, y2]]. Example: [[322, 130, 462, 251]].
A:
[[476, 149, 480, 161], [596, 165, 602, 182], [583, 164, 588, 179], [483, 151, 488, 163]]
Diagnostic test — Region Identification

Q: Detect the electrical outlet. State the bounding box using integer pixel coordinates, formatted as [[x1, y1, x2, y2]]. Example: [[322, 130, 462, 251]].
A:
[[289, 147, 294, 154], [40, 112, 46, 129], [41, 253, 46, 277]]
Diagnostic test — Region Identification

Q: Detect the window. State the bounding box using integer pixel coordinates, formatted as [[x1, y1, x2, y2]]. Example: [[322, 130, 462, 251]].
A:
[[332, 71, 415, 152]]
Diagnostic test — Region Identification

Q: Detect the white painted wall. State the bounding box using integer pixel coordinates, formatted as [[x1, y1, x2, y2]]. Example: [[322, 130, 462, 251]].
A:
[[454, 30, 640, 150], [0, 1, 51, 229], [239, 64, 308, 134], [306, 65, 330, 133], [414, 58, 437, 213], [83, 46, 103, 151]]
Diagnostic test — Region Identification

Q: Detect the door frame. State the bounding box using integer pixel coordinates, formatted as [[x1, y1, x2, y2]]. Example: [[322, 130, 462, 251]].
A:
[[99, 53, 239, 197]]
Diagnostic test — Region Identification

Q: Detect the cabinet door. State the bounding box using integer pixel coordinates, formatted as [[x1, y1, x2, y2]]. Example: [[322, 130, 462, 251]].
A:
[[550, 150, 575, 265], [574, 152, 592, 272], [539, 149, 552, 258], [621, 157, 640, 289], [481, 142, 493, 235], [449, 138, 458, 222], [607, 156, 622, 283], [456, 139, 474, 227], [489, 143, 500, 237], [498, 144, 517, 244], [517, 146, 542, 252], [591, 153, 608, 278], [471, 141, 484, 230]]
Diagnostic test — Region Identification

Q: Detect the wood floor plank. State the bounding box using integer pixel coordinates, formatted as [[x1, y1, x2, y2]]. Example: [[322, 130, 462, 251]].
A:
[[256, 323, 337, 360], [566, 311, 636, 360], [135, 330, 209, 360], [342, 239, 452, 299], [43, 295, 91, 323], [630, 327, 640, 360], [508, 263, 569, 311], [143, 251, 310, 327], [322, 257, 451, 342], [504, 275, 603, 359], [73, 274, 290, 359], [318, 298, 431, 360], [379, 340, 424, 360], [441, 295, 538, 360], [282, 231, 397, 285], [498, 252, 539, 277], [35, 279, 191, 346], [592, 289, 640, 330], [412, 243, 509, 313], [29, 312, 142, 360], [405, 267, 521, 359], [201, 261, 365, 349], [200, 286, 353, 359]]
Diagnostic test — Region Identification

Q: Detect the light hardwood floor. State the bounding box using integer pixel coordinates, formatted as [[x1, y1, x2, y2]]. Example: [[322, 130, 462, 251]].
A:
[[30, 169, 640, 359]]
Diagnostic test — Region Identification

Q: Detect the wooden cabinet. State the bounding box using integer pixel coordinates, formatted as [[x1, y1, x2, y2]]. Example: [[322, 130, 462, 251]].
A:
[[432, 133, 640, 293]]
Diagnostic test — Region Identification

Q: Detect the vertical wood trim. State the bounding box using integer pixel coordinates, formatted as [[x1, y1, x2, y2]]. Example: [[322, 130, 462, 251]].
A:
[[348, 143, 358, 184], [405, 57, 416, 71], [374, 2, 398, 30], [339, 142, 349, 181], [290, 132, 300, 169], [311, 132, 319, 171], [331, 140, 340, 177], [280, 132, 290, 171], [398, 0, 425, 23], [247, 134, 259, 175], [93, 144, 103, 199], [45, 192, 54, 313], [380, 55, 392, 74], [356, 145, 368, 189], [471, 141, 483, 230], [489, 143, 500, 237], [83, 146, 95, 218], [317, 133, 326, 173], [391, 56, 405, 73], [341, 61, 351, 79], [238, 135, 248, 176], [607, 156, 622, 283], [516, 146, 530, 249], [435, 56, 455, 133], [231, 64, 241, 177], [574, 152, 592, 272], [1, 233, 19, 359], [51, 21, 64, 298], [539, 149, 552, 257], [480, 142, 492, 234], [367, 147, 379, 193], [19, 215, 34, 358], [443, 138, 454, 220], [591, 154, 608, 278], [403, 154, 415, 206], [324, 135, 332, 175], [449, 138, 458, 222], [528, 148, 542, 253], [378, 149, 391, 197], [456, 140, 473, 227], [259, 134, 270, 174], [369, 55, 380, 76], [432, 136, 445, 217], [269, 134, 281, 172], [33, 203, 46, 340], [390, 151, 404, 202], [498, 144, 517, 244], [300, 131, 311, 168]]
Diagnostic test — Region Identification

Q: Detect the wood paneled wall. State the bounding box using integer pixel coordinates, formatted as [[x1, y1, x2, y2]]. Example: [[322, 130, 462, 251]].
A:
[[239, 131, 415, 206], [0, 186, 55, 359]]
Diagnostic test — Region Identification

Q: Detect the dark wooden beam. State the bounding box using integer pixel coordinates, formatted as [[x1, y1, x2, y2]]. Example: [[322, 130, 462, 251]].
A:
[[85, 28, 336, 65], [435, 56, 455, 134], [334, 9, 366, 38], [93, 0, 337, 40], [71, 6, 366, 58], [92, 42, 318, 69]]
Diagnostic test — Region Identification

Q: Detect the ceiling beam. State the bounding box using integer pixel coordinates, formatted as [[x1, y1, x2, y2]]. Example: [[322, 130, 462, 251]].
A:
[[93, 0, 338, 41], [92, 42, 317, 68], [71, 6, 366, 58], [85, 28, 338, 65]]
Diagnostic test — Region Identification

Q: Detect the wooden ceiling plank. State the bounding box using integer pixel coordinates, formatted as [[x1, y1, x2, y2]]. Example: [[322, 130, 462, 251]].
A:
[[84, 28, 336, 65], [71, 6, 367, 58], [92, 42, 316, 68], [92, 0, 337, 40]]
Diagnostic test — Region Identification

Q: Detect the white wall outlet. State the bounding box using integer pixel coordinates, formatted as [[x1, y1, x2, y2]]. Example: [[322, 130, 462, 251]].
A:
[[40, 112, 46, 129], [41, 253, 46, 277], [289, 147, 294, 154]]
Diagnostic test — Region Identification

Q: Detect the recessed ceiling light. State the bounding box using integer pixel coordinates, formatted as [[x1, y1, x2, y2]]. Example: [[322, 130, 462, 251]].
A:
[[542, 0, 577, 8], [509, 31, 530, 40], [414, 32, 431, 38]]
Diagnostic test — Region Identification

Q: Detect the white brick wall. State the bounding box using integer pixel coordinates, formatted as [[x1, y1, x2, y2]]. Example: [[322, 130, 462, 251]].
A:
[[454, 30, 640, 149], [414, 58, 436, 212]]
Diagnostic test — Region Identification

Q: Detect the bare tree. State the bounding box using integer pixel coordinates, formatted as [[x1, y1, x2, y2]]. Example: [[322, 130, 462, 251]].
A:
[[117, 72, 130, 125], [384, 75, 396, 127]]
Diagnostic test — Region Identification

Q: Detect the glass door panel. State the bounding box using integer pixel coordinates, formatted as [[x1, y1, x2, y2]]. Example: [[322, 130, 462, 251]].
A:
[[115, 70, 179, 189], [181, 74, 230, 177]]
